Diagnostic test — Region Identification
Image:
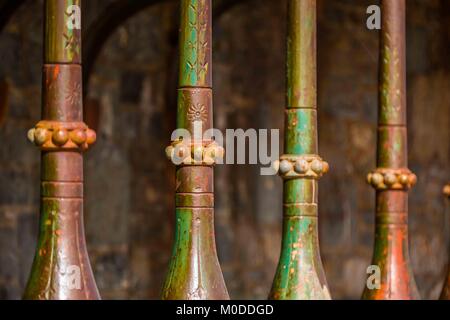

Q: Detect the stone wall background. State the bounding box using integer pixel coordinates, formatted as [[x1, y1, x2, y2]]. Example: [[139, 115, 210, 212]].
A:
[[0, 0, 448, 299]]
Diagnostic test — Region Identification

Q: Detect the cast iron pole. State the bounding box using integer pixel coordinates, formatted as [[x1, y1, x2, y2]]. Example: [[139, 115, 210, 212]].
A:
[[24, 0, 99, 300], [362, 0, 419, 300], [269, 0, 331, 300], [162, 0, 229, 300]]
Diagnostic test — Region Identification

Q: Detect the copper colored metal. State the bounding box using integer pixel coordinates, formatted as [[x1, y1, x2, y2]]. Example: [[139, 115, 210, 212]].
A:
[[161, 0, 229, 300], [28, 120, 96, 151], [23, 0, 99, 300], [440, 183, 450, 300], [362, 0, 419, 300], [269, 0, 331, 300]]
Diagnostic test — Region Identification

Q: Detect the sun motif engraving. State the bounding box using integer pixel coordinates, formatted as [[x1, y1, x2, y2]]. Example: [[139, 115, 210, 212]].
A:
[[65, 81, 82, 107], [187, 103, 207, 122]]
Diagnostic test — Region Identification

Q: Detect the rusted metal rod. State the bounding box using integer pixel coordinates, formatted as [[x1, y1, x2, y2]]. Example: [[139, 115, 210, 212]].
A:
[[440, 183, 450, 300], [269, 0, 331, 300], [362, 0, 419, 300], [23, 0, 99, 300], [161, 0, 229, 300]]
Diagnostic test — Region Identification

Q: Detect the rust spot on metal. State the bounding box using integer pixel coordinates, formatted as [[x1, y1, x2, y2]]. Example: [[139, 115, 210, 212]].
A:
[[53, 65, 60, 79]]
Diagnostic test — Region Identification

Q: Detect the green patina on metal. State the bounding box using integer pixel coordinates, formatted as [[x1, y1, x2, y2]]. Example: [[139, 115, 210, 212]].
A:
[[286, 0, 316, 110], [23, 201, 59, 299], [162, 208, 192, 297], [269, 0, 330, 300], [362, 0, 419, 300], [284, 180, 315, 204], [162, 0, 228, 300], [285, 110, 317, 155], [162, 208, 224, 299], [179, 0, 211, 87], [272, 216, 330, 300]]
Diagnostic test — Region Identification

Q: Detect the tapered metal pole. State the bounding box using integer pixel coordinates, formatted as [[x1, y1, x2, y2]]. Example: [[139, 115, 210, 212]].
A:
[[362, 0, 419, 300], [269, 0, 331, 300], [24, 0, 99, 300], [162, 0, 229, 300], [440, 184, 450, 300]]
